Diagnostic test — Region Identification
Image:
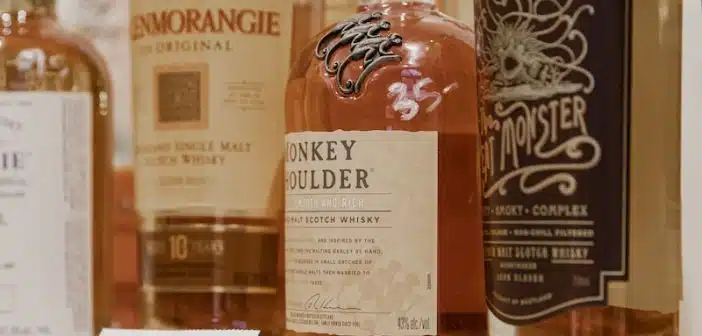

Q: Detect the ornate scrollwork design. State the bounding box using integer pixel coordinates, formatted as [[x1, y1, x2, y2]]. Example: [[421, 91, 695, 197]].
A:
[[315, 12, 403, 96]]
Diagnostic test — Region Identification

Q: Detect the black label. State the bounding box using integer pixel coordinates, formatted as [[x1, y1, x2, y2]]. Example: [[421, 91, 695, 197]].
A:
[[140, 226, 279, 291], [476, 0, 630, 325]]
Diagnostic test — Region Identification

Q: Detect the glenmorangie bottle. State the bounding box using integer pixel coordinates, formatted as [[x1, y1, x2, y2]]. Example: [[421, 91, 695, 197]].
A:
[[130, 0, 293, 332]]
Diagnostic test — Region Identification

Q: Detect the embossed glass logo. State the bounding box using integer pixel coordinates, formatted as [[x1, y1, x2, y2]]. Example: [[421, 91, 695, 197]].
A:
[[315, 12, 403, 96]]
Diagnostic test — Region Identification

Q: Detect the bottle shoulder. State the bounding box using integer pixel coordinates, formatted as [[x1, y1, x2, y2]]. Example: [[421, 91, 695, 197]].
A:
[[40, 24, 111, 83], [290, 9, 476, 83], [286, 9, 478, 132], [0, 22, 111, 88]]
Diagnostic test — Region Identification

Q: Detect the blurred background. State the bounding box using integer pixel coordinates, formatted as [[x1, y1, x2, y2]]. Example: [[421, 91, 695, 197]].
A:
[[55, 0, 476, 328]]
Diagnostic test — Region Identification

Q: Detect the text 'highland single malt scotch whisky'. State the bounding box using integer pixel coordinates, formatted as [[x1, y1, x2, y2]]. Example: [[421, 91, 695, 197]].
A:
[[0, 0, 113, 335], [476, 0, 682, 335], [130, 0, 292, 331], [284, 0, 486, 335]]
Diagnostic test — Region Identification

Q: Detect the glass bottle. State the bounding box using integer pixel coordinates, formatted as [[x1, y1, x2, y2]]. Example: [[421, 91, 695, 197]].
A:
[[284, 0, 486, 335], [0, 0, 113, 335], [475, 0, 682, 334], [129, 0, 324, 333]]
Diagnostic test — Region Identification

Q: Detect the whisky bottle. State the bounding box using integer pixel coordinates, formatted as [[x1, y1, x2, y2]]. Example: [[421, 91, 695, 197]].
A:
[[284, 0, 486, 335], [475, 0, 682, 335], [130, 0, 308, 332], [0, 0, 113, 335]]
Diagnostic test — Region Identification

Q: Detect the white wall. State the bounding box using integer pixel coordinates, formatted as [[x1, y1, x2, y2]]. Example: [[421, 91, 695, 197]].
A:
[[456, 0, 474, 27]]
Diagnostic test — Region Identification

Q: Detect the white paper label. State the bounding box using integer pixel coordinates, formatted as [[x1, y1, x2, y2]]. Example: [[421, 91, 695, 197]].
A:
[[682, 1, 702, 334], [131, 0, 292, 217], [0, 93, 93, 335], [100, 329, 260, 336], [284, 130, 438, 336]]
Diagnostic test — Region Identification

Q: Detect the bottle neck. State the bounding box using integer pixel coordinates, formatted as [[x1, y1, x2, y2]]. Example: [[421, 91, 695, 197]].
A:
[[358, 0, 436, 13]]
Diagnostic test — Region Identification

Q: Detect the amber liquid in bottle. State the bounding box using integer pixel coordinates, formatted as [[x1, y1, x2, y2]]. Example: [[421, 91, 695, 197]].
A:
[[140, 216, 281, 332], [0, 1, 113, 334], [112, 167, 140, 328], [285, 1, 486, 335], [476, 0, 681, 335]]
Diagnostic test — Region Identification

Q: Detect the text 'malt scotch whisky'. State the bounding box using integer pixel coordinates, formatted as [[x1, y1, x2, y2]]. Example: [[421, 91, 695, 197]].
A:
[[130, 0, 294, 331], [0, 0, 113, 334], [475, 0, 682, 335], [284, 0, 486, 335]]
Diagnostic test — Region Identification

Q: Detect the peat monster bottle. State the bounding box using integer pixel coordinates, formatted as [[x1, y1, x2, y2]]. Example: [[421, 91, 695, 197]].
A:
[[0, 0, 113, 335], [476, 0, 682, 335], [285, 0, 486, 335], [130, 0, 294, 332]]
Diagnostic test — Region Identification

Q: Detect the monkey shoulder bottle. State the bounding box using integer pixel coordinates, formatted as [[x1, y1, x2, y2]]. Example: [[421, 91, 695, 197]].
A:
[[475, 0, 682, 335], [0, 0, 113, 335], [284, 0, 486, 335]]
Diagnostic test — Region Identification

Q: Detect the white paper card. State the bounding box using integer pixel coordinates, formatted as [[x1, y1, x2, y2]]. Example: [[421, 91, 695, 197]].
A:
[[100, 329, 260, 336], [681, 0, 702, 335]]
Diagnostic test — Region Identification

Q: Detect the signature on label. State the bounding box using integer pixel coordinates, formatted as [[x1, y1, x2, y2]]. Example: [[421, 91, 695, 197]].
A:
[[304, 293, 361, 312]]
